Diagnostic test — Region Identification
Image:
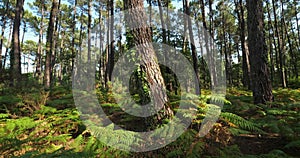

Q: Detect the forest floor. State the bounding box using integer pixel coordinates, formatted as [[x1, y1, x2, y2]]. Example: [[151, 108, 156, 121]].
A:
[[0, 85, 299, 157]]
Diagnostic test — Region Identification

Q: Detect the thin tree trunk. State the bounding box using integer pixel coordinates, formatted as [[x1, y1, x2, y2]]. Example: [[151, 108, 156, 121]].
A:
[[272, 0, 286, 88], [267, 10, 275, 82], [235, 0, 251, 89], [0, 0, 10, 72], [182, 0, 187, 53], [158, 0, 166, 44], [88, 0, 92, 62], [108, 0, 114, 80], [267, 2, 280, 85], [208, 0, 217, 88], [185, 0, 200, 95], [3, 21, 13, 70], [199, 0, 212, 88], [51, 0, 61, 85], [44, 0, 58, 89], [294, 0, 300, 44], [98, 3, 105, 85], [281, 1, 297, 80], [36, 0, 44, 82], [71, 0, 77, 76], [104, 3, 110, 86]]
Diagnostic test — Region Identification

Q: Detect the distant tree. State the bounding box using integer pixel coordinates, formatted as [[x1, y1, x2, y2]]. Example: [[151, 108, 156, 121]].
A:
[[234, 0, 251, 89]]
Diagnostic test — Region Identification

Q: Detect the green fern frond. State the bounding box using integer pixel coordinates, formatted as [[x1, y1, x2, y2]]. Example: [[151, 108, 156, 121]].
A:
[[221, 112, 264, 133], [284, 140, 300, 148]]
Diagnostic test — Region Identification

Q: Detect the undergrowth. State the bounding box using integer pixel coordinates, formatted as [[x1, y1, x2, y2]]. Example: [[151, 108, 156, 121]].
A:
[[0, 86, 299, 157]]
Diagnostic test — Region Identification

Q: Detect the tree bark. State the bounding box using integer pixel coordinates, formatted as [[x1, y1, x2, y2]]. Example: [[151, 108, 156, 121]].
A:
[[36, 0, 45, 82], [44, 0, 58, 89], [71, 0, 77, 77], [247, 0, 273, 104], [10, 0, 24, 86], [108, 0, 115, 81], [0, 0, 10, 72], [124, 0, 173, 124]]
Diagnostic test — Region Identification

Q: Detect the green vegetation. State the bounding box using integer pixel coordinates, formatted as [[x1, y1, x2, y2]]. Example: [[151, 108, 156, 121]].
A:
[[0, 84, 299, 157], [0, 0, 299, 157]]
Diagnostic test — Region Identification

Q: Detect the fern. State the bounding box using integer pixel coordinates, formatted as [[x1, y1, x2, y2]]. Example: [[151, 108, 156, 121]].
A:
[[284, 140, 300, 148], [221, 112, 264, 133]]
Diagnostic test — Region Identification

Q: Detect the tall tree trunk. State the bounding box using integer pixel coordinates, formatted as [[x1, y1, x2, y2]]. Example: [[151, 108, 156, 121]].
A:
[[0, 0, 9, 72], [44, 0, 58, 89], [281, 1, 297, 80], [182, 0, 187, 53], [272, 0, 286, 88], [51, 0, 61, 85], [247, 0, 273, 104], [3, 21, 13, 70], [78, 11, 84, 61], [10, 0, 24, 86], [185, 0, 200, 95], [267, 2, 280, 85], [158, 0, 166, 44], [199, 0, 211, 88], [98, 3, 105, 85], [235, 0, 251, 89], [207, 0, 217, 88], [290, 20, 299, 78], [104, 3, 110, 86], [88, 0, 92, 62], [294, 0, 300, 45], [124, 0, 173, 125], [108, 0, 114, 80], [71, 0, 77, 76], [267, 9, 275, 82], [36, 0, 45, 82]]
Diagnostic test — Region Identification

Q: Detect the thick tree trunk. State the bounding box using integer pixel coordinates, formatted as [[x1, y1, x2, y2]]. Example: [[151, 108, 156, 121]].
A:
[[124, 0, 173, 124], [247, 0, 273, 104], [44, 0, 58, 89], [10, 0, 24, 86]]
